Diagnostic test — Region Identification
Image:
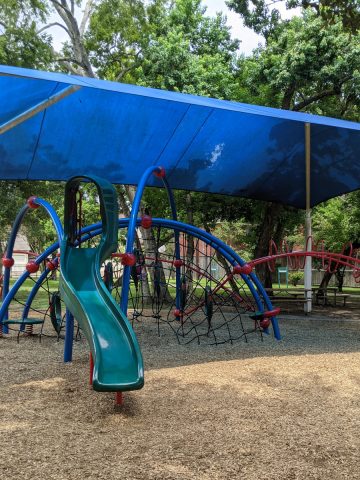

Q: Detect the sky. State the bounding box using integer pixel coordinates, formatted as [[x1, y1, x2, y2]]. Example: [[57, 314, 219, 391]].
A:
[[50, 0, 300, 57], [203, 0, 301, 55], [203, 0, 263, 55]]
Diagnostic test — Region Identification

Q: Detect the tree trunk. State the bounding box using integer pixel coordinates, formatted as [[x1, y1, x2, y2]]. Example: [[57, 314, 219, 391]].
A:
[[254, 203, 284, 288], [124, 185, 172, 304], [319, 241, 360, 293], [140, 222, 173, 304]]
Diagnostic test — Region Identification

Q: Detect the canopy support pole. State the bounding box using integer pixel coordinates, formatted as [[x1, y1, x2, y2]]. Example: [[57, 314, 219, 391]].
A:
[[0, 84, 81, 135], [304, 122, 312, 314]]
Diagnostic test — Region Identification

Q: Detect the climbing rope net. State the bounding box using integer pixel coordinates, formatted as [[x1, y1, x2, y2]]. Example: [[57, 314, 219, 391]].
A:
[[2, 221, 271, 345], [100, 224, 263, 345]]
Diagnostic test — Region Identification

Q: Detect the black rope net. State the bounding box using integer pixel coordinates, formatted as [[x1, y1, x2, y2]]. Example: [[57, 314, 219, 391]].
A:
[[5, 224, 265, 345], [104, 224, 264, 345]]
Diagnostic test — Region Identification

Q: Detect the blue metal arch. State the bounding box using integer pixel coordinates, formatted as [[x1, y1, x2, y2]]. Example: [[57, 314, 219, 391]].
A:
[[3, 217, 280, 340], [121, 166, 181, 314], [1, 197, 63, 332]]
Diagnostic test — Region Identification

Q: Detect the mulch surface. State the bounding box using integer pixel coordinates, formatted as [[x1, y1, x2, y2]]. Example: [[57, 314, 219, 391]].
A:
[[1, 308, 360, 480]]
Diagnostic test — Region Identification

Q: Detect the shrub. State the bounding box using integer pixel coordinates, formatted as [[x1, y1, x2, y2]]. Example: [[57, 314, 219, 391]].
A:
[[289, 271, 304, 286]]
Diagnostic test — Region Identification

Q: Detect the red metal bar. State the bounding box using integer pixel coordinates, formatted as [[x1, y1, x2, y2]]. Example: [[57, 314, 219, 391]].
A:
[[251, 251, 360, 272], [115, 392, 123, 405]]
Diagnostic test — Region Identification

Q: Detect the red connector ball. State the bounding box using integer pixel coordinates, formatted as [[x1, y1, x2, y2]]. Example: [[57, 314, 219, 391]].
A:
[[27, 196, 39, 209], [260, 318, 271, 329], [121, 253, 136, 267], [173, 309, 182, 317], [141, 215, 152, 229], [2, 257, 14, 268], [47, 260, 57, 271], [233, 263, 253, 275], [173, 259, 183, 268], [153, 166, 166, 179], [241, 263, 253, 275], [26, 261, 39, 274]]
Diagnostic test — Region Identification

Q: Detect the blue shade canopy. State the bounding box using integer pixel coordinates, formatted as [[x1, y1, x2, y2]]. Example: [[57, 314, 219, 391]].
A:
[[0, 65, 360, 209]]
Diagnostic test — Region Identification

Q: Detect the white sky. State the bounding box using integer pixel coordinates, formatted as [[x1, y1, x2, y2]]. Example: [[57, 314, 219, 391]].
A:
[[203, 0, 262, 54], [50, 0, 300, 56], [203, 0, 301, 55]]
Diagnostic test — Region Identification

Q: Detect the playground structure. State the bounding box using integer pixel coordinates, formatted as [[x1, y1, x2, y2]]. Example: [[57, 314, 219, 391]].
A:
[[256, 238, 360, 284], [0, 167, 282, 400]]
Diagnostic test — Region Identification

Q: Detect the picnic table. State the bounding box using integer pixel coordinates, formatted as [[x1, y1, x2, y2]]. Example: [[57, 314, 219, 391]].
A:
[[264, 287, 351, 307], [312, 287, 350, 307], [264, 288, 306, 303]]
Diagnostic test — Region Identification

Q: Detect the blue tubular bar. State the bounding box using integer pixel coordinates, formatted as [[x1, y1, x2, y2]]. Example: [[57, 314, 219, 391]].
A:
[[1, 197, 63, 331], [33, 198, 64, 242], [120, 166, 180, 314], [148, 219, 281, 340], [0, 242, 59, 323], [1, 204, 29, 331], [83, 219, 282, 338], [64, 309, 74, 362], [3, 217, 280, 341], [86, 218, 280, 338]]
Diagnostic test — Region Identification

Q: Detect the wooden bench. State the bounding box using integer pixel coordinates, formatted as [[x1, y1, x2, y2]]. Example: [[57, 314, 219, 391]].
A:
[[335, 293, 351, 307], [269, 295, 303, 300]]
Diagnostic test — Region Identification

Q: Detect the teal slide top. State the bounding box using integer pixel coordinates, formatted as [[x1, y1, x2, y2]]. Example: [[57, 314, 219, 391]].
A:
[[60, 175, 144, 392]]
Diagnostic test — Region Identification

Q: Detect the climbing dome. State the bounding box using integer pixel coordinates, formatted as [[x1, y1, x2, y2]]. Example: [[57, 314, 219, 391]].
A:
[[0, 169, 280, 346], [103, 219, 270, 345], [1, 216, 279, 345]]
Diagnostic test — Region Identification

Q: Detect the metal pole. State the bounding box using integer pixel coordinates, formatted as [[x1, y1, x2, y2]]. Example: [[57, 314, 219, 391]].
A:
[[0, 85, 81, 135], [304, 123, 312, 314], [64, 309, 74, 362]]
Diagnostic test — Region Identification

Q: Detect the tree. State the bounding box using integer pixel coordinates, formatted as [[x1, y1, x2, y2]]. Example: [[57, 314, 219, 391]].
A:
[[0, 0, 52, 68], [226, 6, 360, 286], [85, 0, 160, 82], [86, 0, 240, 98], [312, 194, 360, 291], [226, 1, 360, 38]]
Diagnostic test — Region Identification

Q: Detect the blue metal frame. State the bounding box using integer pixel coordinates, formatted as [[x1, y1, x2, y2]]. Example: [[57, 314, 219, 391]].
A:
[[120, 166, 181, 315], [1, 204, 29, 332], [1, 198, 63, 332], [22, 258, 59, 319], [0, 242, 59, 323], [4, 217, 280, 341], [64, 309, 74, 362]]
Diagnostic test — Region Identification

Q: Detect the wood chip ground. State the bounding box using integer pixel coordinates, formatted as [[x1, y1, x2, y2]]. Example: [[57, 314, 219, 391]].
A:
[[1, 310, 360, 480]]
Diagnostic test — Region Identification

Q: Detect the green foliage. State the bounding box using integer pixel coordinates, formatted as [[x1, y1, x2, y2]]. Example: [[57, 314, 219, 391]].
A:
[[312, 195, 360, 252], [85, 0, 153, 81], [137, 0, 239, 98], [233, 12, 360, 116], [0, 0, 52, 68], [86, 0, 240, 97], [289, 271, 303, 286], [226, 0, 281, 39], [227, 0, 360, 39], [213, 220, 254, 261]]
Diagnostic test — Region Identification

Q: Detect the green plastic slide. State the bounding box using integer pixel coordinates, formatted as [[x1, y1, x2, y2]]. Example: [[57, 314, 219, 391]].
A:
[[60, 175, 144, 392]]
